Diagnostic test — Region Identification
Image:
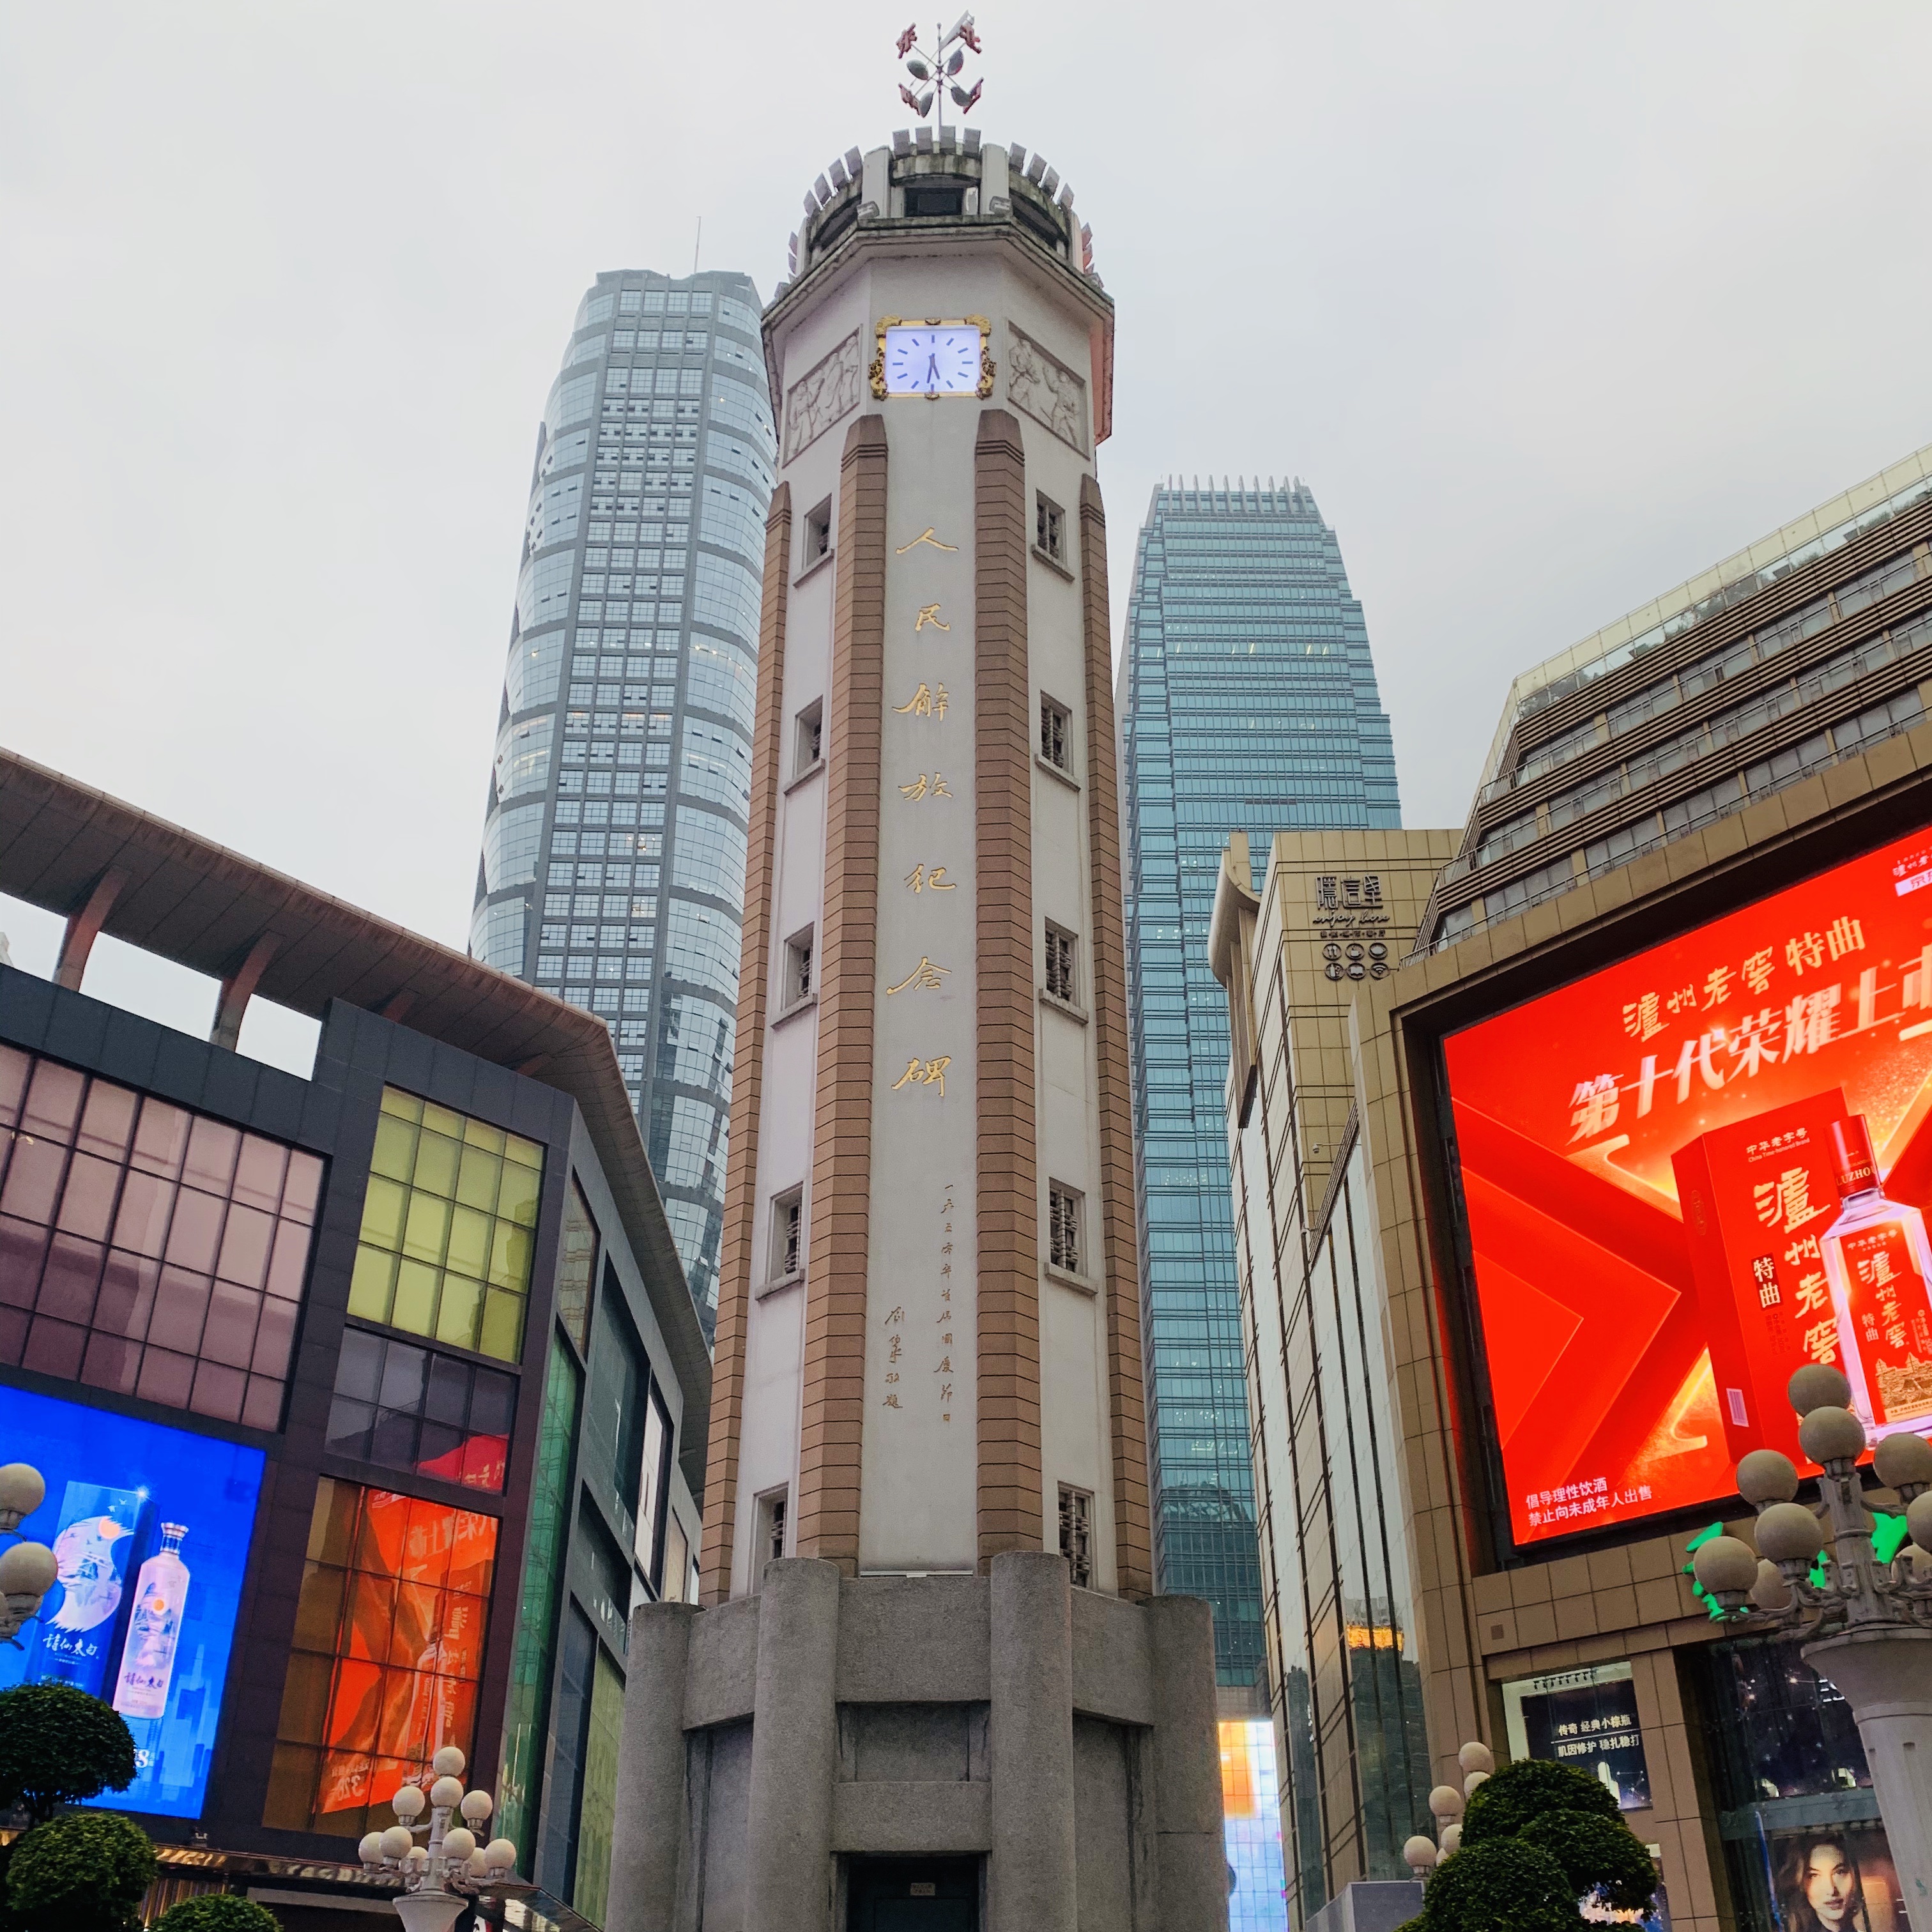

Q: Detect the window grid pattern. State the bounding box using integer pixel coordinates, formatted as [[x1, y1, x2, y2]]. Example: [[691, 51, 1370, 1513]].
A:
[[266, 1478, 498, 1839], [349, 1087, 543, 1363], [0, 1045, 321, 1428], [326, 1327, 518, 1494], [471, 270, 772, 1340], [1230, 1114, 1431, 1915], [1119, 481, 1399, 1707], [1430, 593, 1932, 951]]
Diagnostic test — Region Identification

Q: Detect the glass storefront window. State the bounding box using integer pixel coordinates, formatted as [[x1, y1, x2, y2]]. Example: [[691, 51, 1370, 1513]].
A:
[[325, 1328, 518, 1493], [349, 1087, 542, 1363], [266, 1478, 499, 1838], [496, 1338, 579, 1859], [0, 1044, 322, 1428], [1688, 1635, 1906, 1932]]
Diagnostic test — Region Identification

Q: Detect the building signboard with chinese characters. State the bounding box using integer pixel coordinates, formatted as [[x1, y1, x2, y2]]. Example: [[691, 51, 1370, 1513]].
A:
[[1443, 822, 1932, 1549], [1311, 870, 1394, 983], [862, 498, 981, 1572], [1501, 1661, 1651, 1810]]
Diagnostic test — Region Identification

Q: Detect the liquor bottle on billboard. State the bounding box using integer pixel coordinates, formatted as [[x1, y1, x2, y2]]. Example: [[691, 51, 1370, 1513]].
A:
[[1818, 1114, 1932, 1439], [31, 1484, 146, 1698], [112, 1523, 190, 1721], [1673, 1089, 1850, 1466]]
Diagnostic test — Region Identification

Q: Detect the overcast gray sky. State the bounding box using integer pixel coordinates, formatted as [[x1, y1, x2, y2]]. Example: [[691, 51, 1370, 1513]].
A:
[[6, 3, 1932, 1055]]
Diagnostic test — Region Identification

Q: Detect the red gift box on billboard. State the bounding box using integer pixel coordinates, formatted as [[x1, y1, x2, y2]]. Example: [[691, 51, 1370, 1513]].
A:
[[1671, 1088, 1848, 1467]]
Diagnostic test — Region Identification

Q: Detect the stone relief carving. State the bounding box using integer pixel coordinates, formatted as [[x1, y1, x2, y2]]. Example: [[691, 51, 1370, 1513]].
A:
[[783, 330, 864, 461], [1005, 327, 1087, 453]]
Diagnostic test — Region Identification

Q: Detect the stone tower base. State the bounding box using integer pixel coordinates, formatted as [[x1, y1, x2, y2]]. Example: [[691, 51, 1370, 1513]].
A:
[[607, 1551, 1230, 1931]]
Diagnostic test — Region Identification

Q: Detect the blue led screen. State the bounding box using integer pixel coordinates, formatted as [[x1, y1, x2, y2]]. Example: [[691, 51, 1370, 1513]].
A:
[[0, 1383, 266, 1818]]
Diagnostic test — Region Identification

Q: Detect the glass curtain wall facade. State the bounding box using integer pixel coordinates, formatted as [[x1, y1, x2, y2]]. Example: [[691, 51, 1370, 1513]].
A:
[[471, 270, 776, 1338], [1117, 479, 1399, 1697]]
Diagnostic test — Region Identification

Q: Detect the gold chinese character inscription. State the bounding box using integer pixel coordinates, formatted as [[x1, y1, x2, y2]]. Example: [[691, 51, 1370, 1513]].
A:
[[891, 1055, 952, 1096], [886, 957, 951, 995], [914, 603, 950, 633], [896, 528, 958, 554], [904, 862, 956, 893], [898, 772, 953, 802], [894, 682, 949, 717]]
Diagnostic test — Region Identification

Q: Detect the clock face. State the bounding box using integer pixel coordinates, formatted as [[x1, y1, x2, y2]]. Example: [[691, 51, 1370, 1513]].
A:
[[883, 325, 982, 395]]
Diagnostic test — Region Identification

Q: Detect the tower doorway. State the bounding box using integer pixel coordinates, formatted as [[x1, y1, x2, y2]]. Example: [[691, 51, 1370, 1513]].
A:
[[844, 1855, 979, 1930]]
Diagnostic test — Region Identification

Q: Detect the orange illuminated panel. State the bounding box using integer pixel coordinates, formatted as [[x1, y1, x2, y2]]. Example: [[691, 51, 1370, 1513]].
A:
[[265, 1478, 498, 1838], [1219, 1720, 1259, 1818]]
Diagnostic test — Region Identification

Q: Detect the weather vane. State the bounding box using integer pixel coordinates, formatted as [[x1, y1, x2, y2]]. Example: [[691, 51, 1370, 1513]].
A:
[[896, 13, 982, 134]]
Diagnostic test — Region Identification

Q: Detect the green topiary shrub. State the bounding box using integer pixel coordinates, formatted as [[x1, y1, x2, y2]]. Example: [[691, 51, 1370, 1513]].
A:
[[0, 1687, 137, 1825], [1459, 1755, 1620, 1845], [154, 1894, 282, 1932], [4, 1811, 157, 1932], [1422, 1838, 1586, 1932], [1519, 1809, 1658, 1913]]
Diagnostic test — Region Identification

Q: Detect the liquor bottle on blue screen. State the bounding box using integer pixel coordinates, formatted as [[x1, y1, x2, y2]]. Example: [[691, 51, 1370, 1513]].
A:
[[112, 1523, 190, 1721], [1818, 1114, 1932, 1440], [31, 1484, 145, 1697]]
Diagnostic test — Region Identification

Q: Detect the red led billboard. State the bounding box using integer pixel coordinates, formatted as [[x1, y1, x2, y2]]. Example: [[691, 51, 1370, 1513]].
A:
[[1443, 823, 1932, 1548]]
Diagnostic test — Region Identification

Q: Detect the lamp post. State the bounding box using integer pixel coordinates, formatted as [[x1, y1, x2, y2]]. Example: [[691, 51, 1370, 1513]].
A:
[[0, 1461, 58, 1646], [1690, 1365, 1932, 1919], [357, 1747, 529, 1932], [1402, 1741, 1493, 1883]]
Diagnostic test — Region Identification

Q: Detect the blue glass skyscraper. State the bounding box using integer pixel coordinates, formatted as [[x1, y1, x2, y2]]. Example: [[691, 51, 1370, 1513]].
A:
[[471, 269, 775, 1339], [1117, 478, 1399, 1696]]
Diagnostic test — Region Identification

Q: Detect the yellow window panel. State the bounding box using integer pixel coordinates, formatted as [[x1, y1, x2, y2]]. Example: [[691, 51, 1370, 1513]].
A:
[[455, 1146, 502, 1214], [445, 1204, 492, 1280], [370, 1114, 418, 1184], [348, 1246, 397, 1322], [402, 1192, 452, 1267], [358, 1175, 408, 1252], [412, 1130, 461, 1199]]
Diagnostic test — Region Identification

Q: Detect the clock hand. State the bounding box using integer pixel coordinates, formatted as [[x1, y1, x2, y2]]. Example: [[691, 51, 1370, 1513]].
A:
[[925, 353, 939, 383]]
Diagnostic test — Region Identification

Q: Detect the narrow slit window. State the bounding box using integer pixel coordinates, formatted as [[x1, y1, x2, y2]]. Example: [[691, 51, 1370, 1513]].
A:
[[1048, 1181, 1082, 1275], [804, 498, 832, 562], [784, 926, 815, 1005], [795, 700, 824, 776], [1059, 1485, 1092, 1588], [1039, 694, 1072, 774], [1036, 492, 1065, 564], [772, 1187, 803, 1280], [1045, 922, 1078, 1004], [757, 1487, 788, 1568]]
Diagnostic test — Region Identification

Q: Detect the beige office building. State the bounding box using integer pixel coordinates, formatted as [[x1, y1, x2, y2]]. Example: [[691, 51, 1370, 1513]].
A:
[[1213, 446, 1932, 1930]]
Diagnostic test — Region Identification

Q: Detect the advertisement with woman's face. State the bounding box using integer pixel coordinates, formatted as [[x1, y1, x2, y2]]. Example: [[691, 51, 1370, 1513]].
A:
[[1766, 1825, 1904, 1932]]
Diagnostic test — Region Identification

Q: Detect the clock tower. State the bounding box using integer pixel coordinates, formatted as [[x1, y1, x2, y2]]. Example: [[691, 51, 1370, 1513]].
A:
[[606, 125, 1229, 1932]]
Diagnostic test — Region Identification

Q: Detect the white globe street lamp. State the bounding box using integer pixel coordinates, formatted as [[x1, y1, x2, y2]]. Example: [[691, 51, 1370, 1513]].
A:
[[1690, 1365, 1932, 1920], [0, 1462, 58, 1647], [1402, 1740, 1493, 1883], [356, 1747, 530, 1932]]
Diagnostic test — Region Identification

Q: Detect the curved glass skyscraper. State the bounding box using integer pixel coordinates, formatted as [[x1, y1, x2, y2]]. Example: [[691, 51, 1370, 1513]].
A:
[[471, 270, 775, 1338], [1117, 479, 1399, 1694]]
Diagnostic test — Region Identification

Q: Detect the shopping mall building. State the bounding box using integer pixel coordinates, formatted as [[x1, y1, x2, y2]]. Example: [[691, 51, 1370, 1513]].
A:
[[0, 748, 708, 1932], [1212, 443, 1932, 1931]]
